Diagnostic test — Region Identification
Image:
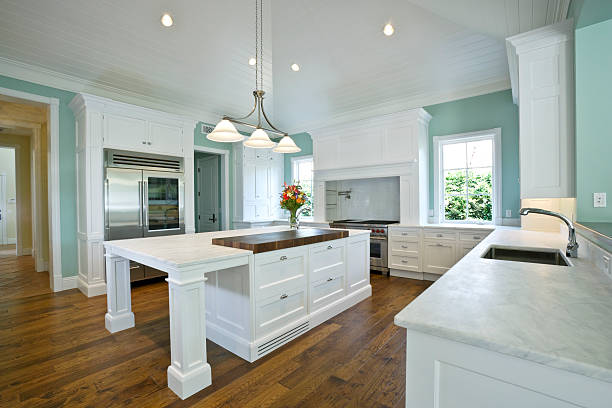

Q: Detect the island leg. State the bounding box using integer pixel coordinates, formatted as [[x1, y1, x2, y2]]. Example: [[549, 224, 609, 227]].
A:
[[166, 273, 212, 400], [104, 254, 135, 333]]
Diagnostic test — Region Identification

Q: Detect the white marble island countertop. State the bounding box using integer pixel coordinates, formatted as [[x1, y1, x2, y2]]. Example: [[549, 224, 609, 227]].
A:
[[394, 228, 612, 383], [104, 226, 369, 269]]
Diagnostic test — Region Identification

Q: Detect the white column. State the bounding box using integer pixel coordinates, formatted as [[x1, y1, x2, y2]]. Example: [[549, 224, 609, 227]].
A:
[[166, 272, 212, 400], [104, 254, 135, 333]]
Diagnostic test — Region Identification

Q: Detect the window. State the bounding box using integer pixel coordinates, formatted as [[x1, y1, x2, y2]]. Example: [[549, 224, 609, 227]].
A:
[[433, 129, 501, 224], [291, 155, 313, 217]]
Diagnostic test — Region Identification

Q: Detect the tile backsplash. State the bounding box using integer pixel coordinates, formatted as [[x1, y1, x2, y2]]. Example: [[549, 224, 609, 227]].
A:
[[326, 177, 400, 221]]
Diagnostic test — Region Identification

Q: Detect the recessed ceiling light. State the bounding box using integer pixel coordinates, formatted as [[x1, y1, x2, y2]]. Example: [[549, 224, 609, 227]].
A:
[[291, 63, 300, 72], [161, 13, 174, 27], [383, 23, 394, 36], [248, 57, 256, 66]]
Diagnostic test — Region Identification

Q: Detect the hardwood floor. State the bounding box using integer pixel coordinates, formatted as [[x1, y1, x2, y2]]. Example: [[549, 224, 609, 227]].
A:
[[0, 252, 432, 408]]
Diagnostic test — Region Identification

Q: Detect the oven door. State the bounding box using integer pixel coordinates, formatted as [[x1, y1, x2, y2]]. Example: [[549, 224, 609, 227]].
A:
[[142, 170, 185, 237], [369, 236, 388, 270]]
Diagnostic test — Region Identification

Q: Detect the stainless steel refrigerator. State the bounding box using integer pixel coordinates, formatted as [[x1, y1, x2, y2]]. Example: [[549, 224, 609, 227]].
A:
[[104, 150, 185, 280]]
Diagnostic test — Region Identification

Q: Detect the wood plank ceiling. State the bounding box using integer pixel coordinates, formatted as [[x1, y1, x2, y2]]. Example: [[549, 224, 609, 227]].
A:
[[0, 0, 569, 132]]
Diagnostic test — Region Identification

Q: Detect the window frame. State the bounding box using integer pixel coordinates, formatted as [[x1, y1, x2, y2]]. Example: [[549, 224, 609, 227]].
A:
[[290, 155, 314, 220], [433, 128, 502, 225]]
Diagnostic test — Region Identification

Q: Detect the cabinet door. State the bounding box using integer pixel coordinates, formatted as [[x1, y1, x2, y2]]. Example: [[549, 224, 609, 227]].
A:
[[104, 113, 147, 150], [347, 235, 369, 293], [423, 241, 456, 275], [457, 243, 476, 262], [149, 122, 183, 155], [255, 165, 269, 200], [255, 202, 269, 220], [243, 163, 256, 200]]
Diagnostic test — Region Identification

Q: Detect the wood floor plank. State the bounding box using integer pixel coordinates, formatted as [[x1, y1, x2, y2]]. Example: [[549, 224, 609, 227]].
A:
[[0, 252, 431, 407]]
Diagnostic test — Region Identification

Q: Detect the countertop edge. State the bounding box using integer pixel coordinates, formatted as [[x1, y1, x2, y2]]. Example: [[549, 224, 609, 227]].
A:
[[393, 317, 612, 384]]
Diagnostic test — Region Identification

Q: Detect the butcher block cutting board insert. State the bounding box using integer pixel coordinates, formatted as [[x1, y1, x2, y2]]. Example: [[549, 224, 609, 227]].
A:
[[212, 228, 349, 254]]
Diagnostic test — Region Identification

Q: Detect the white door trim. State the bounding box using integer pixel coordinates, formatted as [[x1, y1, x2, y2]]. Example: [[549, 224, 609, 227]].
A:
[[194, 145, 230, 231], [0, 86, 62, 291], [0, 173, 6, 245]]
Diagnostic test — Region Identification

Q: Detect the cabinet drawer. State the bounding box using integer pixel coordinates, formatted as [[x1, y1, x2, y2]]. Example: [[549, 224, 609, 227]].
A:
[[390, 240, 419, 254], [459, 231, 490, 242], [256, 286, 307, 337], [254, 248, 307, 301], [309, 240, 345, 282], [310, 275, 345, 312], [390, 227, 420, 241], [423, 229, 457, 241], [390, 254, 419, 272]]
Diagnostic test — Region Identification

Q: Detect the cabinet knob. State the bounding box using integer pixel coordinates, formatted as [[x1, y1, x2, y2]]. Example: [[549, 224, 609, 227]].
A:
[[327, 245, 333, 250], [327, 277, 333, 281], [147, 141, 152, 145], [280, 255, 288, 261], [280, 294, 288, 299], [142, 141, 146, 145], [436, 233, 443, 237]]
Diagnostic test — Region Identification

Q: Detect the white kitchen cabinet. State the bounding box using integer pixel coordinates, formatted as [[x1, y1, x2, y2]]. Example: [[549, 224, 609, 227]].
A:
[[149, 121, 183, 155], [458, 243, 476, 261], [507, 19, 575, 199], [233, 144, 284, 223], [69, 93, 196, 297], [104, 113, 147, 150], [346, 233, 370, 293]]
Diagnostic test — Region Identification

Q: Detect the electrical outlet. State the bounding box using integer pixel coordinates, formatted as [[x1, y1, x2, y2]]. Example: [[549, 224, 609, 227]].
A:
[[594, 192, 607, 208], [505, 209, 512, 218]]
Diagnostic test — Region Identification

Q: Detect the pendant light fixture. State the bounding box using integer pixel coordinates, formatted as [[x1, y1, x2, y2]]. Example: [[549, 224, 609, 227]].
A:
[[208, 0, 300, 153]]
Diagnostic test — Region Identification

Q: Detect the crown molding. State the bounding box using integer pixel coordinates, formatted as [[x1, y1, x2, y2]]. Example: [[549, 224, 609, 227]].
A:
[[0, 57, 220, 125], [285, 78, 510, 135]]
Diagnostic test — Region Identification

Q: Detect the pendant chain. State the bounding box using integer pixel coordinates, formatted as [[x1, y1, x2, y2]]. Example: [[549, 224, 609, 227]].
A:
[[255, 0, 263, 92]]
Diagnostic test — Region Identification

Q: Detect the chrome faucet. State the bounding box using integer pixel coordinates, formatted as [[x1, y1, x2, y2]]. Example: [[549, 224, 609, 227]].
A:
[[519, 208, 579, 257]]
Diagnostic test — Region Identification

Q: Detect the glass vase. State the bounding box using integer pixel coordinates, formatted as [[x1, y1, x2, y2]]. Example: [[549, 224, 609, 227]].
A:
[[289, 211, 299, 229]]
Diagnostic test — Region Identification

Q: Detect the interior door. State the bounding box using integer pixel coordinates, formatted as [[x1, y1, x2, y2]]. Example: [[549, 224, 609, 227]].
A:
[[143, 170, 184, 237], [0, 174, 6, 245], [105, 168, 143, 240], [197, 155, 220, 232]]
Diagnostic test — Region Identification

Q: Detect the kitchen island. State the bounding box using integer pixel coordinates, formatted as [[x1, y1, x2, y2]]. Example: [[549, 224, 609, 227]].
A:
[[103, 226, 370, 399], [394, 229, 612, 407]]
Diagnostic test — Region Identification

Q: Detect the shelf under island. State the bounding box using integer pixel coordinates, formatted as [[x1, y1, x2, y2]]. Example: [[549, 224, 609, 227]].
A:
[[103, 226, 371, 399]]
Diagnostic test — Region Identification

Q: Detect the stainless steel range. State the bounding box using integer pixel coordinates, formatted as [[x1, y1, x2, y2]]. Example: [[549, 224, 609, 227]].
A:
[[329, 219, 399, 274]]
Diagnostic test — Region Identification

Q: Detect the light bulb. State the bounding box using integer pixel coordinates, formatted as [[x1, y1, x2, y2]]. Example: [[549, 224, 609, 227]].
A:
[[249, 57, 256, 66], [383, 23, 394, 36], [161, 13, 174, 27], [291, 63, 300, 72]]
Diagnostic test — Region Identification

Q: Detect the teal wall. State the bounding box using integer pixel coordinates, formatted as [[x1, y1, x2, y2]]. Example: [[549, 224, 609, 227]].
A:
[[569, 0, 612, 28], [575, 17, 612, 222], [0, 75, 78, 277], [424, 89, 520, 219], [283, 132, 313, 183], [193, 124, 236, 229]]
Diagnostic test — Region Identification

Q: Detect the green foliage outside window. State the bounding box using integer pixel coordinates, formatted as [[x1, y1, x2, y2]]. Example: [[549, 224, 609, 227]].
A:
[[444, 170, 492, 221]]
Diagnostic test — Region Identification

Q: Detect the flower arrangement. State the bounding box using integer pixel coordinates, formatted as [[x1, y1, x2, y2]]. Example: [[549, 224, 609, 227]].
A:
[[280, 182, 310, 229]]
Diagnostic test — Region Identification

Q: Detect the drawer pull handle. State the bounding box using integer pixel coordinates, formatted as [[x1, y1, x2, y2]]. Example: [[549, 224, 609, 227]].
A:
[[436, 233, 443, 237], [327, 245, 333, 249], [280, 294, 288, 299], [436, 243, 446, 247], [401, 260, 408, 263], [327, 277, 333, 281], [401, 232, 408, 236], [473, 236, 481, 240], [280, 255, 288, 261], [401, 245, 408, 249]]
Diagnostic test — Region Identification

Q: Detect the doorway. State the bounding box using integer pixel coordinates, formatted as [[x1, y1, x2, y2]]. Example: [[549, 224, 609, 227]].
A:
[[0, 147, 16, 252], [195, 152, 221, 232]]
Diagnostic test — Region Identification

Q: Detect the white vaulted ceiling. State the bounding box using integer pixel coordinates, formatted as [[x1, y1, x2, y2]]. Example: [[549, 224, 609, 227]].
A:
[[0, 0, 569, 132]]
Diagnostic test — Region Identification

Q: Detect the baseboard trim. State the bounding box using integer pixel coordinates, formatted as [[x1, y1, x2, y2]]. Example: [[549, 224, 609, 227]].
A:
[[17, 247, 32, 256], [62, 276, 78, 290], [390, 269, 424, 280], [77, 275, 107, 297]]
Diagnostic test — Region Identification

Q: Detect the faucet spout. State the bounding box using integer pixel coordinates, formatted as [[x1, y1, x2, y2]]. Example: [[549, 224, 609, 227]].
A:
[[519, 207, 579, 258]]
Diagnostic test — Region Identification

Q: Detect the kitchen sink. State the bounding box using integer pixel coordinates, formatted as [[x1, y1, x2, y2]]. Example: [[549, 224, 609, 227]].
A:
[[481, 246, 570, 266]]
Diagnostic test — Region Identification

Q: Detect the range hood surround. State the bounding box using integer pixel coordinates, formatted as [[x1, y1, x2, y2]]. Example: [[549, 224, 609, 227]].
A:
[[310, 109, 431, 225]]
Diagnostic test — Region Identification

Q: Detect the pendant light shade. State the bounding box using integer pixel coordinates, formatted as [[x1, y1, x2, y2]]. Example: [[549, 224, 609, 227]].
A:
[[244, 128, 276, 148], [272, 135, 301, 153], [207, 119, 244, 143]]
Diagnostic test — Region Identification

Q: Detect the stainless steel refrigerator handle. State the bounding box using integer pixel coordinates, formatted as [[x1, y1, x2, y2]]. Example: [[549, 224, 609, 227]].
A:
[[137, 181, 143, 227], [104, 178, 110, 229], [143, 180, 149, 229]]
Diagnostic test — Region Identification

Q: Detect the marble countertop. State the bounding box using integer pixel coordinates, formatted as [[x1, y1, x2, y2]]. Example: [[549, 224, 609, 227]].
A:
[[390, 223, 496, 230], [394, 228, 612, 383], [104, 226, 368, 269]]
